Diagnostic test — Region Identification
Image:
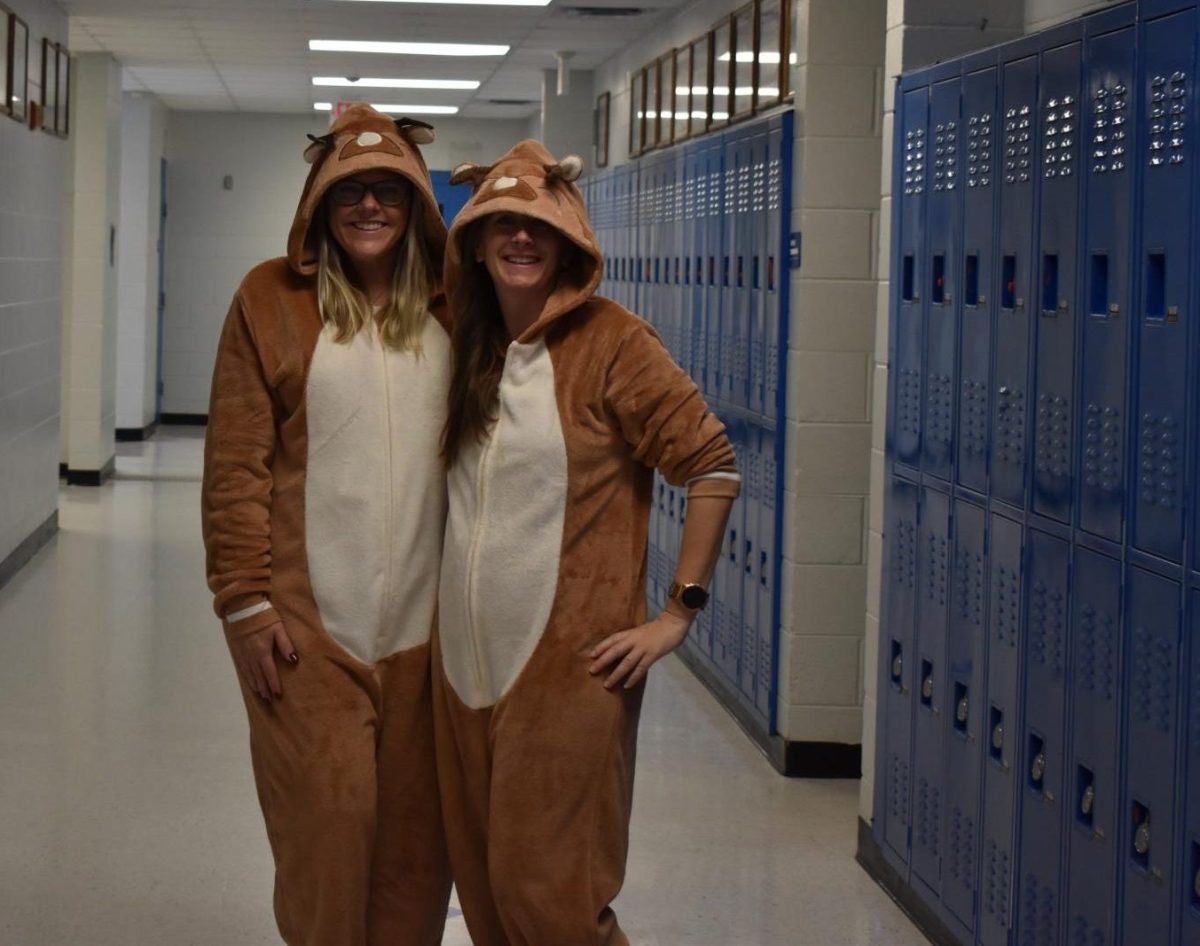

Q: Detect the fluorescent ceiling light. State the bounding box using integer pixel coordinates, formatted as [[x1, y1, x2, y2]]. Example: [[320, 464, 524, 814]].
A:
[[310, 39, 508, 56], [329, 0, 550, 5], [314, 76, 480, 90], [314, 101, 460, 114]]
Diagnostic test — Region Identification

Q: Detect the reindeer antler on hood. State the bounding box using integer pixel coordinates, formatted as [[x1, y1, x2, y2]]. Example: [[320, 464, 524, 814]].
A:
[[445, 140, 602, 339], [286, 102, 446, 278]]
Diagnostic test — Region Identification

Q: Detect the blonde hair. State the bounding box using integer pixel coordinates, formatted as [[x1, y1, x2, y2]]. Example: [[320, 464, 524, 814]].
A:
[[316, 209, 433, 353]]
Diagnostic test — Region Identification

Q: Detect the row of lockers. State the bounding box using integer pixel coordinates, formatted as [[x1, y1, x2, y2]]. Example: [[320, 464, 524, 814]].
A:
[[889, 0, 1200, 571], [582, 112, 793, 430], [877, 3, 1200, 945], [882, 477, 1200, 946], [581, 112, 793, 736]]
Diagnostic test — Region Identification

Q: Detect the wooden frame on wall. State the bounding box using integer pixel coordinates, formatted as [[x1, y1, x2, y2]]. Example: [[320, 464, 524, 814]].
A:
[[628, 67, 645, 157], [653, 52, 673, 147], [731, 1, 757, 120], [710, 16, 733, 128], [689, 33, 711, 133], [40, 38, 56, 134], [6, 10, 26, 123], [56, 43, 69, 136], [672, 45, 691, 142], [594, 90, 610, 168], [757, 0, 784, 110]]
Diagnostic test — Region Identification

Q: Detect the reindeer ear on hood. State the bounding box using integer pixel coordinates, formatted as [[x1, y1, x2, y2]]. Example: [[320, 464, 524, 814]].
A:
[[450, 162, 492, 187], [545, 154, 584, 183], [395, 117, 435, 145], [303, 132, 335, 165]]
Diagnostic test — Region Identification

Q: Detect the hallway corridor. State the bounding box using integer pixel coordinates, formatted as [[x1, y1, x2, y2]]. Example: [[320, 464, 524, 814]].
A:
[[0, 429, 927, 946]]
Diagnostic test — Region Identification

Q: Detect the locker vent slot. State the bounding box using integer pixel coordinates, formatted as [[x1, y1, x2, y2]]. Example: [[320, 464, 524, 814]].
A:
[[1002, 255, 1016, 309], [1146, 252, 1166, 319], [964, 253, 979, 307], [902, 254, 915, 302], [932, 255, 946, 305], [1190, 840, 1199, 908], [1075, 765, 1095, 828], [1042, 254, 1059, 314], [1090, 253, 1109, 317]]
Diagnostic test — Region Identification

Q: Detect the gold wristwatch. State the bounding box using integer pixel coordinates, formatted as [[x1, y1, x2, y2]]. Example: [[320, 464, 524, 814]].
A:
[[667, 581, 710, 611]]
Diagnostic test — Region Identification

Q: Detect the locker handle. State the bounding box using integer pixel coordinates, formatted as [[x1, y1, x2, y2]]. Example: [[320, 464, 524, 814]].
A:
[[964, 253, 980, 307], [760, 550, 768, 588], [1146, 251, 1167, 321], [767, 255, 775, 292]]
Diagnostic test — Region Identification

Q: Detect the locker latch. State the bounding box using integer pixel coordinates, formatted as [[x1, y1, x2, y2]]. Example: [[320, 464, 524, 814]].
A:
[[1166, 304, 1180, 323], [1108, 302, 1121, 319]]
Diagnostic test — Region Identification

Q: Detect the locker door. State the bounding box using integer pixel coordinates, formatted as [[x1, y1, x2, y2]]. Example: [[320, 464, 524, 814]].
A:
[[1078, 27, 1135, 543], [1016, 529, 1071, 946], [748, 127, 768, 419], [923, 78, 962, 481], [943, 499, 986, 933], [675, 147, 692, 378], [879, 476, 920, 862], [704, 140, 724, 400], [978, 513, 1023, 946], [1064, 548, 1121, 946], [958, 66, 998, 495], [763, 114, 790, 426], [1183, 590, 1200, 946], [1122, 567, 1182, 946], [717, 132, 741, 409], [712, 415, 744, 684], [1031, 41, 1082, 524], [1134, 11, 1195, 563], [912, 487, 952, 890], [739, 425, 761, 704], [685, 141, 706, 390], [991, 55, 1039, 509], [755, 425, 779, 721], [893, 85, 929, 471]]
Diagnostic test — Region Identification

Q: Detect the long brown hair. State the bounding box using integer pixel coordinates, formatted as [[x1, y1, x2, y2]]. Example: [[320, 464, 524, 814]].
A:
[[441, 222, 508, 465]]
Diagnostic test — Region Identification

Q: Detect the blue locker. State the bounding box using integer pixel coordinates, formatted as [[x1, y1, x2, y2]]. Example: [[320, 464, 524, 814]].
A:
[[1031, 40, 1082, 524], [991, 54, 1038, 509], [1078, 25, 1136, 544], [685, 140, 708, 394], [1183, 589, 1200, 946], [923, 77, 962, 481], [1122, 566, 1182, 946], [755, 425, 779, 721], [893, 85, 929, 471], [912, 486, 952, 891], [878, 475, 920, 864], [1064, 547, 1121, 946], [979, 513, 1023, 946], [739, 424, 761, 704], [711, 415, 743, 684], [958, 63, 998, 495], [763, 114, 791, 427], [747, 127, 769, 419], [703, 140, 724, 401], [1016, 529, 1071, 946], [675, 147, 694, 379], [943, 499, 986, 936], [1134, 10, 1195, 563]]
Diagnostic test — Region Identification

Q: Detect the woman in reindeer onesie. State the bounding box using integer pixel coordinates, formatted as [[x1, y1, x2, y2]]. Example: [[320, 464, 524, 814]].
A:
[[435, 139, 739, 946], [201, 103, 452, 945]]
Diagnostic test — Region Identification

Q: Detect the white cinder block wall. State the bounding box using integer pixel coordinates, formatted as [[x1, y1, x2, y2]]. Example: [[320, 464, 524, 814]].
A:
[[61, 53, 122, 477], [116, 91, 167, 433], [160, 112, 532, 415], [0, 0, 67, 565]]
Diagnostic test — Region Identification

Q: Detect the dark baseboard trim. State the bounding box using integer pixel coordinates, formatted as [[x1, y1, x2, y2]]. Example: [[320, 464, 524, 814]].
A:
[[160, 413, 207, 426], [65, 455, 115, 487], [115, 420, 160, 442], [855, 818, 964, 946], [675, 644, 862, 778], [0, 511, 58, 593], [58, 463, 67, 478]]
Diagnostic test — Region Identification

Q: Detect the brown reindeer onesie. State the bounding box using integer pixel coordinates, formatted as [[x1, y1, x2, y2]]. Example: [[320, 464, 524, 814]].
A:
[[201, 104, 452, 945], [433, 140, 740, 946]]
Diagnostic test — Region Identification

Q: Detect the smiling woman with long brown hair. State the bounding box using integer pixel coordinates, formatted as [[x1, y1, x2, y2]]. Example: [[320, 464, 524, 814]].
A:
[[201, 104, 452, 945], [433, 140, 740, 946]]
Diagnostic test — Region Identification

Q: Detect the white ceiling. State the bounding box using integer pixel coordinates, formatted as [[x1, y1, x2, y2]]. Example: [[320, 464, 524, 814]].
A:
[[63, 0, 684, 118]]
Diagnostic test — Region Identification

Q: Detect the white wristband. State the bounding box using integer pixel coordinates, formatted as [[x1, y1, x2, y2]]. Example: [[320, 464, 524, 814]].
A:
[[226, 600, 273, 624]]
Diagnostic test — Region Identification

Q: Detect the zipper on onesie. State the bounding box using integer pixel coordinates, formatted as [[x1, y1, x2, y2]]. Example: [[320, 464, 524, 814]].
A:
[[462, 419, 496, 697]]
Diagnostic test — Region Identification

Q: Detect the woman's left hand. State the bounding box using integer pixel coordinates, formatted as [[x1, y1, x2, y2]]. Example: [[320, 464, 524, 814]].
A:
[[589, 611, 692, 689]]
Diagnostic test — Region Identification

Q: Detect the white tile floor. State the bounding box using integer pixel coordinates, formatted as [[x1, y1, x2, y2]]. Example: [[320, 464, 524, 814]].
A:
[[0, 428, 929, 946]]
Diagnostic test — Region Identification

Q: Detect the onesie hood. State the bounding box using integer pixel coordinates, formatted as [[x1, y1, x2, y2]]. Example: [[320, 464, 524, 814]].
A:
[[287, 102, 447, 279], [445, 139, 602, 340]]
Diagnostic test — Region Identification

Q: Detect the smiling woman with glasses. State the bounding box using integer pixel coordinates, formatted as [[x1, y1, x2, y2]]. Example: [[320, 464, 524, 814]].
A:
[[201, 103, 454, 945]]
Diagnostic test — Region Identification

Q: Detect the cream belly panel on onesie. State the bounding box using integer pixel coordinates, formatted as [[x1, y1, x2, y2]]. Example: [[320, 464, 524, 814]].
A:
[[305, 317, 449, 664], [439, 337, 567, 709]]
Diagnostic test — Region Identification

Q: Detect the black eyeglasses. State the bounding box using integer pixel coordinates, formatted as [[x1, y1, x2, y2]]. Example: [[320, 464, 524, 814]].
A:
[[328, 178, 411, 207]]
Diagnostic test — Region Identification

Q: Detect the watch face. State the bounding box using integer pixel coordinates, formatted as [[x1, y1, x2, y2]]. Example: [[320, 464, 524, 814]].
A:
[[680, 584, 708, 609]]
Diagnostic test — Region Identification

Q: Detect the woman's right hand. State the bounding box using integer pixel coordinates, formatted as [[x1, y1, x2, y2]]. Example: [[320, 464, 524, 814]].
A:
[[229, 620, 298, 702]]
